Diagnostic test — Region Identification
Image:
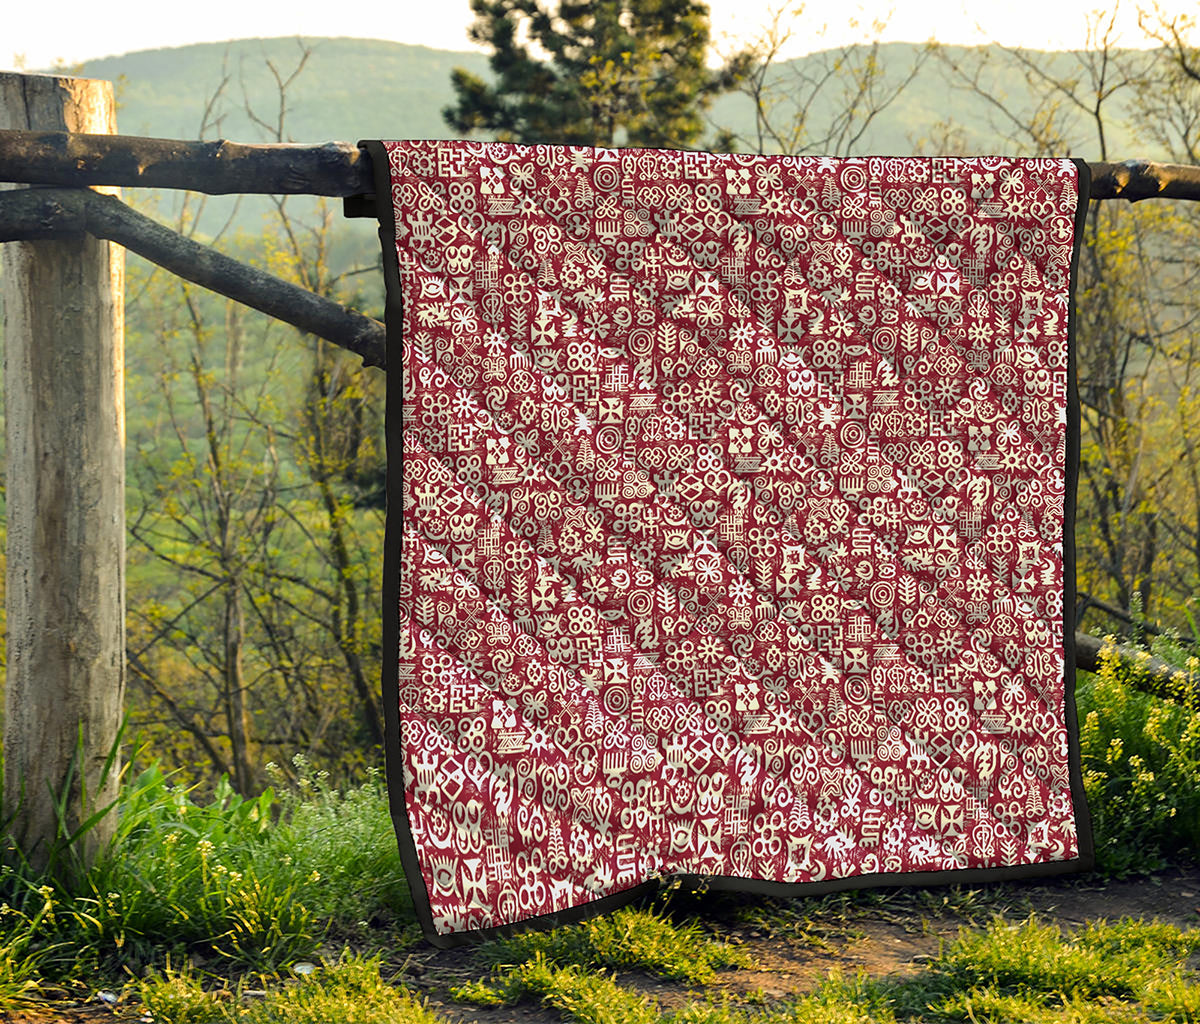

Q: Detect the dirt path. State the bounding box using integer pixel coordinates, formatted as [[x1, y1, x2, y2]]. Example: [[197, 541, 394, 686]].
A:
[[7, 863, 1200, 1023]]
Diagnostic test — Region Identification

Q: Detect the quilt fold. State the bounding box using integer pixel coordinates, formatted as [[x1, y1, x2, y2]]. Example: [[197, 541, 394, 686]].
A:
[[359, 140, 1094, 947]]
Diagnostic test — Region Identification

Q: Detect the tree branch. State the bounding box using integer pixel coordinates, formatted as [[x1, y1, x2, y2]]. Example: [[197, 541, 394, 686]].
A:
[[0, 130, 370, 195], [0, 187, 385, 369], [1074, 631, 1198, 703], [1089, 159, 1200, 202]]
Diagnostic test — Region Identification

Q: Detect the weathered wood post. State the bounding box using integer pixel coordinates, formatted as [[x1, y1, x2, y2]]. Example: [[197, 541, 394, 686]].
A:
[[0, 73, 125, 870]]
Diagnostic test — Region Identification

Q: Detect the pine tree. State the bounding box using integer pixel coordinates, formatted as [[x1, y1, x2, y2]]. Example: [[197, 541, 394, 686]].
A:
[[444, 0, 750, 148]]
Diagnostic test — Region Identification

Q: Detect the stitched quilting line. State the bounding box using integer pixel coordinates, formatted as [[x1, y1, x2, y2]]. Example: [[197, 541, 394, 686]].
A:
[[396, 163, 1065, 711], [391, 213, 1060, 864], [397, 329, 1041, 874], [711, 157, 1073, 542], [398, 662, 619, 926], [476, 145, 1072, 698], [606, 148, 1074, 447], [398, 261, 1046, 864], [391, 162, 1080, 936], [392, 139, 1065, 628], [775, 156, 1074, 388], [405, 444, 1070, 907], [403, 530, 657, 893], [398, 429, 876, 865], [397, 348, 992, 862], [396, 244, 1022, 749], [401, 358, 798, 751], [565, 147, 1071, 570], [538, 144, 1069, 586], [403, 434, 751, 776], [403, 548, 1010, 896], [394, 162, 1059, 681]]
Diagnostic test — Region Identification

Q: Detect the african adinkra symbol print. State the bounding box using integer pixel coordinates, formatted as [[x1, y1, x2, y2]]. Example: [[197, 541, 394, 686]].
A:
[[373, 140, 1092, 944]]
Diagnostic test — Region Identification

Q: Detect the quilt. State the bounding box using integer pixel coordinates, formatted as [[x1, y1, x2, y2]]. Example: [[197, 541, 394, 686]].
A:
[[359, 140, 1094, 947]]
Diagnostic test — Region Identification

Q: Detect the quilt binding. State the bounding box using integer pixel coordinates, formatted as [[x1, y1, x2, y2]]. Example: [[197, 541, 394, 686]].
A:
[[363, 141, 1096, 949]]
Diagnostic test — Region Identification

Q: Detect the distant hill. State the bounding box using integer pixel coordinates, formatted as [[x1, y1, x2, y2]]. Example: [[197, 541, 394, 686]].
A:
[[77, 38, 499, 273], [77, 36, 1147, 158], [3, 34, 1160, 535], [81, 37, 491, 143]]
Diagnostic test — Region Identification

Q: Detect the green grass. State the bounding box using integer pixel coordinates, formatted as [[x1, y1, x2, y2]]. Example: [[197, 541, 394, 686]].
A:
[[476, 904, 751, 984], [53, 765, 321, 972], [452, 912, 1200, 1024], [139, 953, 442, 1024], [935, 916, 1200, 1003], [0, 889, 59, 1009], [0, 630, 1196, 1019], [259, 757, 413, 937], [0, 755, 412, 984], [456, 954, 662, 1023], [923, 916, 1200, 1023], [456, 905, 751, 1022]]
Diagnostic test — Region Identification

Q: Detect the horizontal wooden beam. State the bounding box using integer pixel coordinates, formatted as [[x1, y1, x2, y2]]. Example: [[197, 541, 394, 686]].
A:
[[0, 187, 385, 369], [2, 184, 1195, 704], [0, 130, 371, 195], [1074, 630, 1196, 701], [1088, 159, 1200, 203], [2, 131, 1200, 202]]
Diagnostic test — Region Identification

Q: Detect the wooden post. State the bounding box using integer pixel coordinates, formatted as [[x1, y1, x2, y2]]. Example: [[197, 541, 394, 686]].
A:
[[0, 73, 125, 870]]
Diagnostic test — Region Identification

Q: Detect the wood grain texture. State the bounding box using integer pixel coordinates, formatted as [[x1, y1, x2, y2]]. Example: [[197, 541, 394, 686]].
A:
[[0, 72, 125, 870]]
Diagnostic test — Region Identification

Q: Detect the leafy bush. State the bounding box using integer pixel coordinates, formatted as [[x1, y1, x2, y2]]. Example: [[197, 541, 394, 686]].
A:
[[1076, 637, 1200, 873], [0, 756, 412, 975]]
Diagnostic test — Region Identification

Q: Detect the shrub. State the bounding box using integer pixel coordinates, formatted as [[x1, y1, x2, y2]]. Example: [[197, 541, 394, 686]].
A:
[[1, 756, 413, 975], [1076, 637, 1200, 873]]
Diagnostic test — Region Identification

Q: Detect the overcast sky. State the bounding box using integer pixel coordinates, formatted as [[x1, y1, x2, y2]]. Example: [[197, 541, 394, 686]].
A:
[[4, 0, 1181, 72]]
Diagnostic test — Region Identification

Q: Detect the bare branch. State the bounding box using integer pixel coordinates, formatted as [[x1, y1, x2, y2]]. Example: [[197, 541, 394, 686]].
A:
[[0, 187, 386, 368]]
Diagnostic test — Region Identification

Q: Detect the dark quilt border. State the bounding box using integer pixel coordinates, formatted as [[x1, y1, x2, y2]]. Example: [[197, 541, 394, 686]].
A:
[[365, 139, 440, 946], [361, 144, 1096, 950], [1064, 157, 1096, 870]]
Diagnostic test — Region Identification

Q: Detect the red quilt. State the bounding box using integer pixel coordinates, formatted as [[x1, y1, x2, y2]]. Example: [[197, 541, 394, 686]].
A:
[[361, 141, 1093, 946]]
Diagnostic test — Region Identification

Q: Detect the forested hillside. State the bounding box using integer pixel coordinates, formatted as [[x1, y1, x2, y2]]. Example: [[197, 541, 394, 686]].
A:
[[79, 36, 1143, 157]]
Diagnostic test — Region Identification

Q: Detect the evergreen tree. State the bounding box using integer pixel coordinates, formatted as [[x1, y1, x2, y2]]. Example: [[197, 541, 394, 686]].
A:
[[444, 0, 748, 148]]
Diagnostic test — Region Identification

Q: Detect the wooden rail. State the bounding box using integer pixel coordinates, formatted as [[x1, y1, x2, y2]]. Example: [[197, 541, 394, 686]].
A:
[[2, 130, 1200, 202], [0, 187, 385, 368]]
